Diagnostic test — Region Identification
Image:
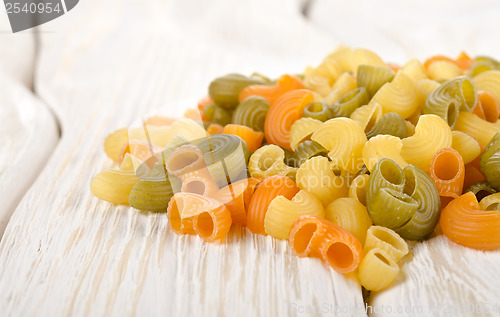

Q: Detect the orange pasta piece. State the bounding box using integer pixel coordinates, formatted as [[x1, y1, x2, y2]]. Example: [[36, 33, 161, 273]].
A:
[[167, 192, 231, 241], [165, 144, 219, 195], [455, 51, 475, 71], [246, 175, 300, 235], [223, 124, 264, 152], [463, 164, 487, 189], [424, 55, 456, 71], [119, 140, 160, 166], [387, 63, 401, 74], [477, 91, 500, 123], [144, 115, 176, 126], [424, 54, 473, 73], [289, 215, 363, 273], [264, 89, 315, 151], [289, 215, 330, 258], [180, 170, 219, 197], [212, 178, 262, 226], [472, 100, 486, 120], [440, 192, 500, 250], [184, 108, 203, 122], [198, 95, 214, 111], [238, 74, 305, 105], [429, 148, 465, 198], [206, 123, 224, 135]]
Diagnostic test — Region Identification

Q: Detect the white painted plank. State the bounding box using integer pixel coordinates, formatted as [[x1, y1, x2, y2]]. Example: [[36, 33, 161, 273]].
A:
[[0, 1, 365, 316], [0, 73, 59, 237]]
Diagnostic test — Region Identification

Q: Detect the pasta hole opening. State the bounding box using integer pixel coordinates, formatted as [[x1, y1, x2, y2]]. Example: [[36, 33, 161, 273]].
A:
[[461, 80, 476, 109], [446, 102, 458, 127], [184, 180, 206, 195], [196, 212, 215, 238], [293, 223, 318, 254], [372, 228, 407, 253], [258, 152, 276, 171], [374, 252, 391, 266], [476, 190, 493, 202], [305, 102, 324, 113], [434, 152, 460, 181], [325, 242, 354, 270], [379, 160, 403, 186], [403, 169, 416, 196], [167, 152, 202, 172]]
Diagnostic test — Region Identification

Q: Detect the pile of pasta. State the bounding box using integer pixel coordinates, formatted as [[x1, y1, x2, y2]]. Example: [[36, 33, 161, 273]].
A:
[[91, 46, 500, 292]]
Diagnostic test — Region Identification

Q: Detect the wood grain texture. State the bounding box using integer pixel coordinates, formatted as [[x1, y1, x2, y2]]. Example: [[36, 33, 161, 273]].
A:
[[0, 1, 367, 316], [0, 73, 59, 237]]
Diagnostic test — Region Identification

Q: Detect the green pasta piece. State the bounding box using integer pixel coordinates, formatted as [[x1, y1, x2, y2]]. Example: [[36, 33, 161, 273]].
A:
[[129, 162, 178, 212], [194, 134, 249, 187], [356, 65, 395, 98], [293, 140, 329, 166], [283, 147, 299, 168], [367, 158, 405, 192], [366, 112, 408, 139], [480, 132, 500, 190], [464, 181, 498, 201], [396, 165, 441, 240], [302, 102, 333, 122], [367, 187, 419, 228], [366, 158, 441, 240], [232, 96, 270, 132], [203, 103, 232, 126], [209, 73, 265, 109], [423, 76, 477, 128], [328, 87, 369, 118]]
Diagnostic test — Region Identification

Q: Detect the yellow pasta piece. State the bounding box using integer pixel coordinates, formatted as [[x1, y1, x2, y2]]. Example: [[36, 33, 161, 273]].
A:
[[351, 48, 387, 74], [362, 135, 408, 171], [363, 226, 409, 262], [290, 118, 323, 151], [296, 156, 348, 206], [473, 70, 500, 105], [248, 144, 296, 178], [325, 45, 353, 73], [418, 79, 441, 97], [451, 131, 481, 164], [90, 169, 139, 205], [104, 128, 129, 162], [454, 111, 500, 147], [400, 59, 427, 83], [348, 174, 370, 206], [303, 75, 332, 97], [311, 117, 367, 173], [168, 118, 208, 143], [119, 153, 144, 172], [264, 190, 325, 239], [325, 197, 372, 244], [358, 248, 400, 291], [401, 114, 452, 172], [369, 72, 419, 119], [405, 120, 415, 136], [323, 72, 357, 105], [350, 103, 383, 132], [427, 60, 463, 81]]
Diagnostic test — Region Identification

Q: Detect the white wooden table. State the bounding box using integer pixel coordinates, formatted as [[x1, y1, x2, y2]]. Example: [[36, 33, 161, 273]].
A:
[[0, 1, 499, 316]]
